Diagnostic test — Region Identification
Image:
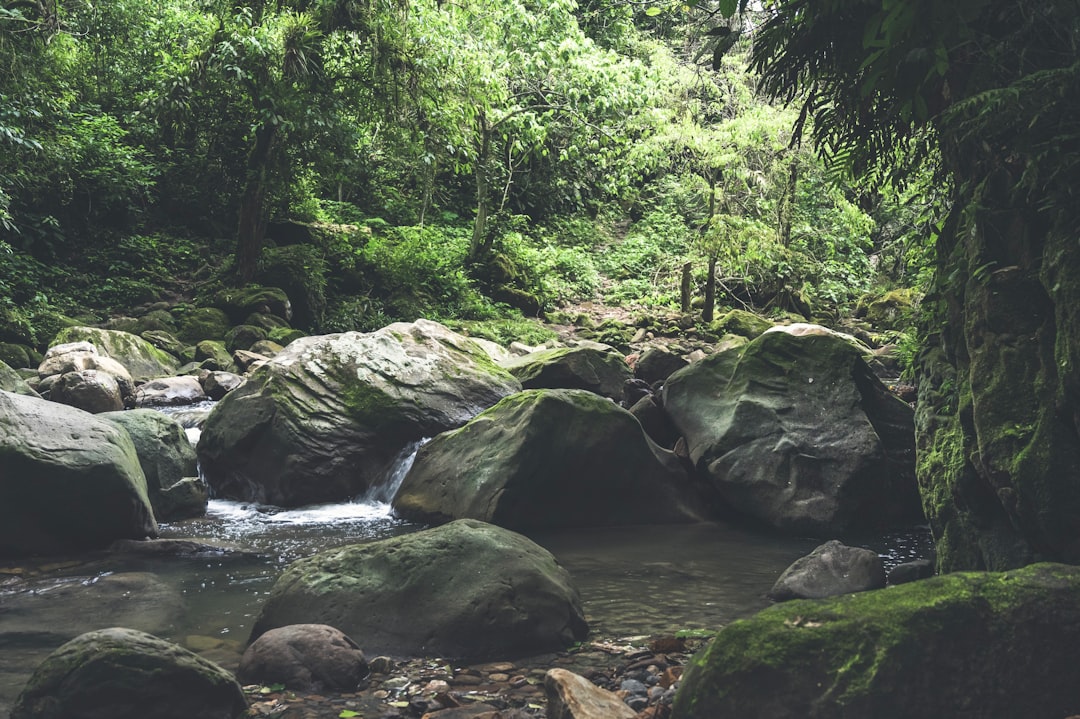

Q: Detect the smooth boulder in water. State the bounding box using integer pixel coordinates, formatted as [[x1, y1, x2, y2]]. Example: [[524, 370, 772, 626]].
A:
[[197, 320, 521, 506], [0, 390, 157, 557], [672, 563, 1080, 719], [662, 326, 920, 535], [11, 627, 247, 719], [394, 388, 705, 529], [250, 519, 588, 660]]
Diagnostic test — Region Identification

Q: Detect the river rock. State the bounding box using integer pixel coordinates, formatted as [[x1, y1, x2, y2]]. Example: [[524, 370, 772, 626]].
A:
[[200, 370, 245, 400], [250, 519, 588, 659], [49, 327, 180, 381], [237, 624, 368, 692], [545, 668, 636, 719], [394, 389, 703, 529], [50, 369, 126, 412], [888, 559, 935, 585], [10, 627, 247, 719], [662, 328, 921, 535], [0, 391, 157, 556], [198, 320, 521, 506], [224, 324, 268, 353], [177, 307, 231, 344], [768, 540, 886, 601], [502, 344, 632, 401], [99, 409, 205, 521], [672, 562, 1080, 719], [214, 286, 292, 324], [633, 346, 689, 385], [0, 359, 39, 397], [134, 375, 208, 407]]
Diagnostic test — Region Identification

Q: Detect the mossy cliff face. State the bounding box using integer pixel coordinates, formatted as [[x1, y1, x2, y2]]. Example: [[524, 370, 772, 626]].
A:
[[672, 563, 1080, 719], [916, 174, 1080, 571]]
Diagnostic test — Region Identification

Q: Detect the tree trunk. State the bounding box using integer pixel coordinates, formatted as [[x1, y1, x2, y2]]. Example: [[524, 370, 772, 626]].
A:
[[468, 115, 493, 263], [778, 156, 798, 247], [680, 262, 692, 313], [235, 120, 278, 284], [702, 254, 717, 323]]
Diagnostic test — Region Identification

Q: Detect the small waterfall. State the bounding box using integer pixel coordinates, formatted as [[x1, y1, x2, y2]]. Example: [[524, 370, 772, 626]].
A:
[[155, 400, 216, 446], [362, 438, 428, 504]]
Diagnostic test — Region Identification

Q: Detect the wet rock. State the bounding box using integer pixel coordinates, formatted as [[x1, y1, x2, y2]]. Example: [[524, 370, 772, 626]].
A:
[[195, 340, 234, 372], [888, 559, 935, 586], [250, 519, 587, 660], [177, 307, 231, 344], [394, 389, 703, 529], [663, 327, 921, 535], [248, 339, 283, 357], [214, 286, 292, 325], [99, 408, 204, 521], [48, 328, 180, 381], [224, 324, 268, 353], [199, 320, 521, 506], [673, 562, 1080, 719], [502, 344, 631, 401], [11, 627, 247, 719], [544, 668, 636, 719], [231, 349, 269, 373], [0, 391, 157, 557], [628, 394, 680, 449], [134, 375, 208, 407], [238, 624, 369, 692], [768, 540, 886, 601]]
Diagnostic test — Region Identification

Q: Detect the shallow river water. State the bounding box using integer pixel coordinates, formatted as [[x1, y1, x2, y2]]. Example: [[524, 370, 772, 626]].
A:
[[0, 493, 932, 715]]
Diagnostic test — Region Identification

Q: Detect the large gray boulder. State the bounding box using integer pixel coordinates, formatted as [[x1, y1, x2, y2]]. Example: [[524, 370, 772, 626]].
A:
[[0, 359, 39, 397], [49, 327, 180, 381], [198, 320, 521, 506], [394, 389, 704, 529], [250, 519, 588, 660], [99, 409, 205, 521], [503, 344, 632, 401], [662, 327, 920, 535], [673, 563, 1080, 719], [0, 391, 157, 556], [768, 540, 886, 602], [11, 627, 247, 719], [49, 369, 124, 413], [133, 375, 208, 407]]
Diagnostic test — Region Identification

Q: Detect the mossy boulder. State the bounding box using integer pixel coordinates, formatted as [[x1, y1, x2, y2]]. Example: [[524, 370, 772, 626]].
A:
[[859, 288, 918, 330], [11, 627, 247, 719], [176, 307, 231, 344], [673, 562, 1080, 719], [0, 360, 40, 397], [662, 328, 920, 535], [99, 409, 205, 522], [0, 342, 33, 369], [214, 286, 292, 324], [198, 320, 521, 506], [194, 340, 234, 372], [0, 391, 157, 557], [709, 309, 773, 339], [141, 330, 185, 357], [268, 327, 306, 346], [250, 519, 588, 660], [394, 389, 704, 529], [503, 344, 632, 401], [245, 311, 292, 331], [50, 327, 180, 382], [224, 324, 268, 353]]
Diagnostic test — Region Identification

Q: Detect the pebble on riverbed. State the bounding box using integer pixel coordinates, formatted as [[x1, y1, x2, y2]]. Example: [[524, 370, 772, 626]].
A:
[[240, 636, 698, 718]]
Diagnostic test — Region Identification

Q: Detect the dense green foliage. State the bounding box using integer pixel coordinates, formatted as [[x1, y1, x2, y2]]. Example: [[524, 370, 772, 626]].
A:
[[0, 0, 933, 351]]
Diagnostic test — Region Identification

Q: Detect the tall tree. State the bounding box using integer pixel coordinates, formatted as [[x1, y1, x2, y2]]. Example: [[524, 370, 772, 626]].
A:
[[735, 0, 1080, 571]]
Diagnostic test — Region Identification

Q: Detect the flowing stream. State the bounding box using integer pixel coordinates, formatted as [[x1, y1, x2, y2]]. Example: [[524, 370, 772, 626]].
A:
[[0, 404, 933, 714]]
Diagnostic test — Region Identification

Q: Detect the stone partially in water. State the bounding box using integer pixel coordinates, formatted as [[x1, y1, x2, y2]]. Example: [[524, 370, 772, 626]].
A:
[[673, 562, 1080, 719], [0, 391, 157, 557], [394, 389, 705, 529], [768, 540, 886, 602], [11, 627, 247, 719], [250, 519, 588, 660], [663, 328, 921, 535], [197, 320, 521, 506]]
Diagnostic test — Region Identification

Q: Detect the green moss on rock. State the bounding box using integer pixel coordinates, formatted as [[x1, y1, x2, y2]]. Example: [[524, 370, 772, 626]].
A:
[[673, 563, 1080, 719]]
